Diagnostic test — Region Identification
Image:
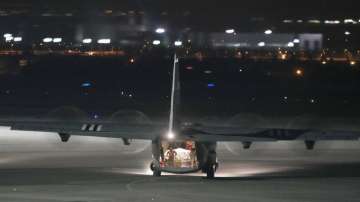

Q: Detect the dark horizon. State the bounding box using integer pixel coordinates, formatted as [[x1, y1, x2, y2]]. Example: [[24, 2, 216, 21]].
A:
[[0, 0, 359, 18]]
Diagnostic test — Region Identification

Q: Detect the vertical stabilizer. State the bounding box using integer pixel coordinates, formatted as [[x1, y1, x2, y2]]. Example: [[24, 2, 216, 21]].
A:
[[168, 54, 180, 138]]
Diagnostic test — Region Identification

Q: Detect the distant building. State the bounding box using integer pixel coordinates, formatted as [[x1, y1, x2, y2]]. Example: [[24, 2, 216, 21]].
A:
[[208, 33, 323, 51], [298, 34, 323, 51]]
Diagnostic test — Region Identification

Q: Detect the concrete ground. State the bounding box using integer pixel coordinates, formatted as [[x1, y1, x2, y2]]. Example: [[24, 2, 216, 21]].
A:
[[1, 128, 360, 202]]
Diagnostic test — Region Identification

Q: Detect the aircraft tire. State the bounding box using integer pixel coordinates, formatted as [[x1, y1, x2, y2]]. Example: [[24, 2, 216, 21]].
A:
[[150, 162, 155, 171], [206, 165, 215, 179], [153, 170, 161, 177]]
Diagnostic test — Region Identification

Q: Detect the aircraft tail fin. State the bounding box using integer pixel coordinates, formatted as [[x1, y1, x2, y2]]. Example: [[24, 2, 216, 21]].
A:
[[168, 54, 180, 138]]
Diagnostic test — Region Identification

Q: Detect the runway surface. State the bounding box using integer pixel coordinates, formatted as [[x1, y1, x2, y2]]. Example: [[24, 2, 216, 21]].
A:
[[1, 129, 360, 202]]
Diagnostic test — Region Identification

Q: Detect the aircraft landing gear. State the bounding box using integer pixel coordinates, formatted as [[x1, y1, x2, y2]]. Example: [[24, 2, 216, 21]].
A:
[[150, 161, 161, 177], [206, 165, 215, 179], [205, 162, 218, 179], [204, 147, 218, 179], [153, 169, 162, 177], [59, 133, 70, 142]]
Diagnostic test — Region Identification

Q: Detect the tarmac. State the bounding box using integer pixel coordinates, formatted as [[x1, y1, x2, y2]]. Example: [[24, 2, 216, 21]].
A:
[[1, 128, 360, 202]]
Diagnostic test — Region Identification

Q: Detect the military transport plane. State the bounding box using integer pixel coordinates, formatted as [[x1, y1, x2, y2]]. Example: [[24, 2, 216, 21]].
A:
[[1, 55, 360, 179]]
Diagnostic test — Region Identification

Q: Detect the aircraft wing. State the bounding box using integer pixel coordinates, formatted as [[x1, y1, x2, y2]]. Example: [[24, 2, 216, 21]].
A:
[[0, 120, 167, 140], [1, 120, 359, 142], [182, 125, 360, 142]]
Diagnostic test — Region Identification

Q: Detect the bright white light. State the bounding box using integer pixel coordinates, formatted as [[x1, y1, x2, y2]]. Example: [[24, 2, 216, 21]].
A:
[[283, 19, 293, 23], [97, 39, 111, 44], [5, 36, 13, 42], [345, 31, 351, 35], [344, 19, 357, 24], [82, 38, 92, 44], [43, 38, 53, 43], [287, 42, 295, 47], [167, 131, 175, 139], [3, 33, 12, 38], [264, 29, 272, 35], [308, 19, 321, 24], [257, 42, 265, 47], [174, 40, 182, 46], [293, 38, 300, 43], [53, 38, 62, 43], [225, 29, 235, 34], [152, 40, 161, 45], [13, 37, 22, 42], [155, 28, 166, 34], [324, 20, 340, 24]]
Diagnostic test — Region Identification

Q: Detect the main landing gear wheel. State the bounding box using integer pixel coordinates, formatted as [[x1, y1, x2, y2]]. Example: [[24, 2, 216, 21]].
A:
[[206, 166, 215, 179], [150, 162, 161, 177], [206, 164, 218, 179], [153, 169, 162, 177]]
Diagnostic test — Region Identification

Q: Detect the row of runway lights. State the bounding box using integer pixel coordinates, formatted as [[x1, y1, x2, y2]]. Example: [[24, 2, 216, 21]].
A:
[[3, 34, 183, 47], [2, 26, 353, 47], [3, 28, 299, 48], [3, 35, 296, 48], [1, 28, 173, 45]]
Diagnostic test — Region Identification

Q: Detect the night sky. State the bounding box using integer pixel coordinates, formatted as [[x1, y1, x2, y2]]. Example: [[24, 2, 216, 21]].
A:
[[0, 0, 359, 18]]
